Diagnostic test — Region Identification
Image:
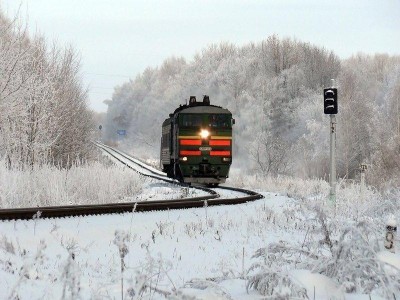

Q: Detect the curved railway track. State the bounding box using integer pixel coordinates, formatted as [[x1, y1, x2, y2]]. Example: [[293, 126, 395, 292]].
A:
[[0, 143, 263, 221]]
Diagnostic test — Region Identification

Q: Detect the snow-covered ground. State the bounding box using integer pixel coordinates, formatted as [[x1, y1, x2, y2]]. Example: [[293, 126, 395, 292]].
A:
[[1, 154, 399, 299], [1, 188, 399, 299], [0, 192, 288, 299]]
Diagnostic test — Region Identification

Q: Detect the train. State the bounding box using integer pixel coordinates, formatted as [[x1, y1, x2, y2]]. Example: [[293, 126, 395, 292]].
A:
[[160, 95, 234, 186]]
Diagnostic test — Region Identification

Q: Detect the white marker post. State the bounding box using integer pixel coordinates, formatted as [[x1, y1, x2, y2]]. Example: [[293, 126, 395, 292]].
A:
[[385, 215, 397, 253]]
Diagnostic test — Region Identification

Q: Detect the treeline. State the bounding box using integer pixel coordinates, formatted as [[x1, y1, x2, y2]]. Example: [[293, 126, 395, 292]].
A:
[[0, 11, 93, 168], [104, 36, 400, 190]]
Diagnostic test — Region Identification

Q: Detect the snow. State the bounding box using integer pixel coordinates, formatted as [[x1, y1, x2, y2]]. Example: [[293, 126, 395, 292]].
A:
[[212, 187, 253, 199], [290, 269, 344, 299], [1, 153, 399, 298], [2, 186, 397, 299], [377, 251, 400, 270], [219, 279, 260, 299], [134, 181, 208, 201], [387, 214, 397, 227], [177, 279, 259, 299], [0, 193, 285, 299]]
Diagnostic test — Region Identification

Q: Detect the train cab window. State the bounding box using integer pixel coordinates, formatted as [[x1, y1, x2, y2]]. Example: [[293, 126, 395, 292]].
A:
[[208, 114, 231, 128], [180, 114, 203, 127]]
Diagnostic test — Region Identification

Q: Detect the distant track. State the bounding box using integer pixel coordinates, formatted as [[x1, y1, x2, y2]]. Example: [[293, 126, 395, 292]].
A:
[[95, 142, 173, 181], [0, 143, 263, 221]]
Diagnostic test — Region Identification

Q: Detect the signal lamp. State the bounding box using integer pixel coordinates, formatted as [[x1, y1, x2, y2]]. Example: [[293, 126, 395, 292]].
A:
[[324, 88, 338, 114]]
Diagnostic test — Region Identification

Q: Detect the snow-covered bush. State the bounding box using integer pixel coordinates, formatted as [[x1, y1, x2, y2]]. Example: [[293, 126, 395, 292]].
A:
[[61, 244, 81, 300], [0, 159, 145, 208], [247, 199, 400, 298], [227, 171, 330, 199], [247, 267, 308, 298], [314, 223, 399, 296]]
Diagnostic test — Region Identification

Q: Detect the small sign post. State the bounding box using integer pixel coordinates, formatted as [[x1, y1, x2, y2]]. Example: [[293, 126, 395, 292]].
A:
[[385, 215, 397, 253], [360, 164, 367, 202]]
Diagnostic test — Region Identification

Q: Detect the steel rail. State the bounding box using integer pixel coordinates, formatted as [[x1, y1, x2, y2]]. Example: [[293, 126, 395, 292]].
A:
[[94, 141, 217, 197], [95, 142, 169, 180], [96, 142, 263, 204], [0, 144, 263, 221]]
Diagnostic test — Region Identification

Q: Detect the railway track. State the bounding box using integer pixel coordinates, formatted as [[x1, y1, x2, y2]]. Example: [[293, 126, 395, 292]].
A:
[[0, 143, 263, 221]]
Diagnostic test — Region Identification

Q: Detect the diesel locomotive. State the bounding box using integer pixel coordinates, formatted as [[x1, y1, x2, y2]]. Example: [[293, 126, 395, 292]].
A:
[[160, 96, 234, 186]]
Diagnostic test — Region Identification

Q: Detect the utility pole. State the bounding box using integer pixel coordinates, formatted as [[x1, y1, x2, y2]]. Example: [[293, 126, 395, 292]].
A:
[[324, 79, 338, 206]]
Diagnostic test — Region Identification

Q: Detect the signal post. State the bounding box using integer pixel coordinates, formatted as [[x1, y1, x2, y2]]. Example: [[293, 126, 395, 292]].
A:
[[324, 80, 338, 206], [329, 114, 336, 205]]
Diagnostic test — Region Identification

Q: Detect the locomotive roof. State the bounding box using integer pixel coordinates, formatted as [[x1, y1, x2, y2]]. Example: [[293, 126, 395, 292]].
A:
[[172, 104, 231, 115], [162, 117, 172, 127], [162, 104, 231, 126]]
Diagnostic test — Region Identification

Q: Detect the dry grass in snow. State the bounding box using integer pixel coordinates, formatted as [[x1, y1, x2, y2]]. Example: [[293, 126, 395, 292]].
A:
[[0, 159, 145, 208]]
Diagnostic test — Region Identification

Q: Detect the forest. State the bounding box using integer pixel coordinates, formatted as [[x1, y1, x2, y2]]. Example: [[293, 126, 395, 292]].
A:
[[1, 6, 400, 191], [103, 36, 400, 190], [0, 10, 93, 169]]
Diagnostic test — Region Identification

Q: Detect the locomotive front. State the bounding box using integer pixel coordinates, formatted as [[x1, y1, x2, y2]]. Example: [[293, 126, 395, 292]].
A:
[[161, 96, 234, 185]]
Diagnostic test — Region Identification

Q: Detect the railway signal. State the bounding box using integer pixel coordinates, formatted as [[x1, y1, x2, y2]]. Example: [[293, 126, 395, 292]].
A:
[[98, 125, 103, 141], [324, 80, 338, 206], [324, 88, 338, 114]]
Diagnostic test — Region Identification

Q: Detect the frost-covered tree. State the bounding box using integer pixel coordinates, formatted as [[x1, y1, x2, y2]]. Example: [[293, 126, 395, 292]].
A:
[[0, 9, 93, 168], [103, 35, 400, 189]]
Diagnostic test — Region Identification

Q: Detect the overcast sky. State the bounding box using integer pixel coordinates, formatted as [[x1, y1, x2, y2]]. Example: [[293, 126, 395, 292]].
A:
[[1, 0, 400, 112]]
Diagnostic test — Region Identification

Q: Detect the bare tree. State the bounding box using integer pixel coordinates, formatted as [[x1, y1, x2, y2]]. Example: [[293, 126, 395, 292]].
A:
[[250, 132, 291, 176]]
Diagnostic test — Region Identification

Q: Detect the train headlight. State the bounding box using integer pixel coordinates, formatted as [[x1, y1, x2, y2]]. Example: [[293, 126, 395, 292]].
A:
[[179, 157, 188, 161], [200, 129, 209, 139], [222, 157, 231, 162]]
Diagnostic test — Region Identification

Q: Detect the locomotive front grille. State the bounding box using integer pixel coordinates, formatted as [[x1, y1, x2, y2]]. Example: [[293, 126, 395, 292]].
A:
[[199, 163, 209, 174], [197, 163, 219, 176]]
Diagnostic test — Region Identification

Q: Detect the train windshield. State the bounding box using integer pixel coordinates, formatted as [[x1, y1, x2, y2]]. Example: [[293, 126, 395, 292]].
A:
[[180, 114, 203, 128], [208, 114, 231, 128], [179, 114, 231, 128]]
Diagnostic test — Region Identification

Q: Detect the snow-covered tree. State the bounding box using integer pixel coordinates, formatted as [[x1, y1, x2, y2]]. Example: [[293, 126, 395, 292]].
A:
[[103, 35, 400, 189], [0, 9, 93, 168]]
